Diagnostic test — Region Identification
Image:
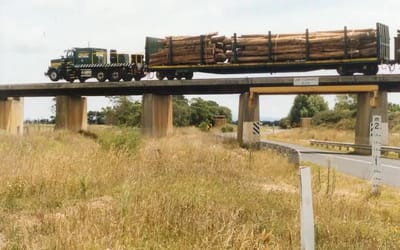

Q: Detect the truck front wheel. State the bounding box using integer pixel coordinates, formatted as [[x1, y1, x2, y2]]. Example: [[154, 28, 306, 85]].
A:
[[48, 69, 59, 81]]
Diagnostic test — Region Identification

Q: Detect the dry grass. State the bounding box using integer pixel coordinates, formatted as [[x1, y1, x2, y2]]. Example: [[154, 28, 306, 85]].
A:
[[0, 127, 399, 249], [266, 127, 400, 147]]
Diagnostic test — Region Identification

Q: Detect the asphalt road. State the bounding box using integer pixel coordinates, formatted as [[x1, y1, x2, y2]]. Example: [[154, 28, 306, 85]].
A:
[[263, 139, 400, 188]]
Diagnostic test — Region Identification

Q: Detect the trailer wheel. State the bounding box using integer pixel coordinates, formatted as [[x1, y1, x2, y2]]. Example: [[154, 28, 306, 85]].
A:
[[185, 72, 193, 80], [96, 71, 106, 82], [79, 78, 86, 83], [156, 72, 165, 80], [110, 71, 121, 82], [363, 64, 379, 75], [167, 76, 174, 80], [336, 66, 353, 76], [48, 69, 59, 81]]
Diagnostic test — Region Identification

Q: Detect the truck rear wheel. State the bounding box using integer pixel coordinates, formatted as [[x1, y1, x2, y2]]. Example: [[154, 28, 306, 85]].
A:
[[96, 71, 106, 82], [110, 70, 121, 82], [123, 75, 133, 81], [49, 69, 59, 81]]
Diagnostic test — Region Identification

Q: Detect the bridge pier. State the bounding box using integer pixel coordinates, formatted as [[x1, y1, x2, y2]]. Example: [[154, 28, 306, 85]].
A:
[[0, 97, 24, 135], [237, 92, 260, 145], [55, 96, 88, 132], [141, 94, 173, 137], [355, 91, 388, 154]]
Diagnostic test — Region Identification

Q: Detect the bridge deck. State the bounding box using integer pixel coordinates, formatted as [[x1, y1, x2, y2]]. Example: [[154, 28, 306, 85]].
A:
[[1, 74, 400, 97]]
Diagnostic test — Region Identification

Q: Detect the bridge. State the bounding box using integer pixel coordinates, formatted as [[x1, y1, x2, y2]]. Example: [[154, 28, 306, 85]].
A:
[[1, 74, 400, 152]]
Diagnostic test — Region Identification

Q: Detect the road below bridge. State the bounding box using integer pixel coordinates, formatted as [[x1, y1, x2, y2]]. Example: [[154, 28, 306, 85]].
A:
[[262, 139, 400, 188]]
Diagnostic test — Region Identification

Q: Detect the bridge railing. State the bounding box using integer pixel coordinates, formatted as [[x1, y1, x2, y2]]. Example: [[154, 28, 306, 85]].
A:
[[309, 139, 400, 158]]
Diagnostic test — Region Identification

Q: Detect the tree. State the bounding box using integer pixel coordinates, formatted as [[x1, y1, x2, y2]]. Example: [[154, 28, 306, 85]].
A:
[[103, 96, 142, 126], [334, 94, 357, 113], [288, 95, 328, 126], [87, 111, 105, 124], [173, 95, 191, 127], [388, 102, 400, 113], [189, 98, 232, 126]]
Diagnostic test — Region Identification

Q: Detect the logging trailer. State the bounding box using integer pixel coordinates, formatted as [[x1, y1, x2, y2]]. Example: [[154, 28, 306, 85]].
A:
[[146, 23, 400, 80]]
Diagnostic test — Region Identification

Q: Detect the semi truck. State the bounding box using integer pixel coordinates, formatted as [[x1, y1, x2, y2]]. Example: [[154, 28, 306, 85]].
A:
[[45, 23, 400, 82], [45, 47, 145, 82]]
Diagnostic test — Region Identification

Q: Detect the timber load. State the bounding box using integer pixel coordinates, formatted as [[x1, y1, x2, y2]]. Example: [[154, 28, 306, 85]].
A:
[[148, 33, 231, 66], [233, 28, 377, 63], [148, 27, 379, 66]]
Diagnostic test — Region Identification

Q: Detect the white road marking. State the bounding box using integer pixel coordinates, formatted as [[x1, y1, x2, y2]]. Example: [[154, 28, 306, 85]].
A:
[[315, 153, 399, 169]]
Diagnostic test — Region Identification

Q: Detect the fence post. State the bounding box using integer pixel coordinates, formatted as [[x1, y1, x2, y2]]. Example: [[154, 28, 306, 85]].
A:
[[299, 166, 315, 250]]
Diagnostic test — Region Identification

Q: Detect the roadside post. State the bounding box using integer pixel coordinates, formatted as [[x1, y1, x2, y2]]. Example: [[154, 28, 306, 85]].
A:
[[299, 167, 315, 250], [370, 115, 382, 194]]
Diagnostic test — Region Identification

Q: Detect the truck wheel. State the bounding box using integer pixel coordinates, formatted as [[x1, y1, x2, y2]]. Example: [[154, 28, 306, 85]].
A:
[[123, 76, 133, 81], [79, 78, 86, 83], [110, 71, 121, 82], [96, 71, 106, 82], [49, 70, 59, 81], [134, 76, 142, 81]]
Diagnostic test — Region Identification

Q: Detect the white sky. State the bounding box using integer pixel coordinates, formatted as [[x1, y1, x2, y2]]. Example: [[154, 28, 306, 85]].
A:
[[1, 0, 400, 120]]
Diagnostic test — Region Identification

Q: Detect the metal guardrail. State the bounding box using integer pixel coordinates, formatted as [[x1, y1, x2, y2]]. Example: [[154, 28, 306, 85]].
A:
[[309, 139, 400, 157], [259, 141, 301, 166]]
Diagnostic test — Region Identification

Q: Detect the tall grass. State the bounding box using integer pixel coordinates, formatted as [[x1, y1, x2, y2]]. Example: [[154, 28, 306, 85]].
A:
[[0, 127, 399, 249], [267, 127, 400, 147]]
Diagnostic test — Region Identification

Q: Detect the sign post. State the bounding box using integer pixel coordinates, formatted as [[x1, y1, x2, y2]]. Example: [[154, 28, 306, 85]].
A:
[[370, 115, 382, 194]]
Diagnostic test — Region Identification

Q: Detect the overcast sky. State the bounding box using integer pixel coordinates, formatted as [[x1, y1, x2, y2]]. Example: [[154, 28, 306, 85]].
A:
[[1, 0, 400, 120]]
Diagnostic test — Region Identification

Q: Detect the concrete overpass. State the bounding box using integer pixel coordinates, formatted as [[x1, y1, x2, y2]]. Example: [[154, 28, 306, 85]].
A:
[[1, 74, 399, 150]]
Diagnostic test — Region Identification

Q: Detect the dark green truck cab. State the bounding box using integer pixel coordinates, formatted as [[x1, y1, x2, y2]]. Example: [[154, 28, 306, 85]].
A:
[[45, 48, 145, 83]]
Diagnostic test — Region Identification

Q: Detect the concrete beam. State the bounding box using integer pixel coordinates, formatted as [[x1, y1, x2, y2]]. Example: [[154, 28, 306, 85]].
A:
[[0, 97, 24, 135], [55, 96, 88, 132], [355, 91, 388, 154], [142, 94, 173, 137], [237, 92, 260, 145]]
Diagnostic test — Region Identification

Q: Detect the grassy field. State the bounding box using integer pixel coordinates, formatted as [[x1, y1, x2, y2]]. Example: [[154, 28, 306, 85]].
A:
[[265, 127, 400, 147], [0, 126, 399, 249]]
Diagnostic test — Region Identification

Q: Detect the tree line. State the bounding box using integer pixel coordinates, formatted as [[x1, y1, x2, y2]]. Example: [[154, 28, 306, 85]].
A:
[[279, 94, 400, 129], [87, 95, 232, 127]]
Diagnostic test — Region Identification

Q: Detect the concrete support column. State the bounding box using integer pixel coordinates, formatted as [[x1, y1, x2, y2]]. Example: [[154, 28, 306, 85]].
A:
[[355, 91, 388, 154], [0, 97, 24, 135], [237, 92, 260, 145], [55, 96, 88, 132], [141, 94, 173, 137]]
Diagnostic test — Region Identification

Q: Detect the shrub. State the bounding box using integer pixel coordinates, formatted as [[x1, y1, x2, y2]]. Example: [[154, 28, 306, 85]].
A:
[[221, 125, 234, 133], [312, 110, 354, 126], [198, 121, 211, 132], [97, 126, 141, 152]]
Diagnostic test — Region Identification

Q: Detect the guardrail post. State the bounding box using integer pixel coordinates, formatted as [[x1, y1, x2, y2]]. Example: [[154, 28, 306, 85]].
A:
[[299, 167, 315, 250]]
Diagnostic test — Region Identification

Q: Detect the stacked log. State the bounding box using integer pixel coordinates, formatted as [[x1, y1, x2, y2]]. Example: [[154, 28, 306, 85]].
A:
[[149, 33, 231, 66], [148, 27, 378, 66], [234, 28, 377, 63]]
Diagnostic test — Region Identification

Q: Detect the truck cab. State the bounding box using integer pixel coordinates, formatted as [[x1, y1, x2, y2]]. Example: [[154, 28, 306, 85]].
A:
[[45, 47, 145, 82]]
